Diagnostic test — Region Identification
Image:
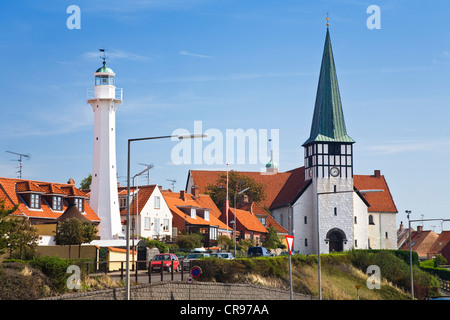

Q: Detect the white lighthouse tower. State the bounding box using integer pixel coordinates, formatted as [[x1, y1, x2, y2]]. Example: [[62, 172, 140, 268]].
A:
[[87, 57, 123, 240]]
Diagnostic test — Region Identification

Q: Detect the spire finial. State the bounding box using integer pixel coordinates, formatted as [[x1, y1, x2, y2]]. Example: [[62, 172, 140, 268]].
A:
[[99, 48, 108, 65], [325, 12, 330, 28]]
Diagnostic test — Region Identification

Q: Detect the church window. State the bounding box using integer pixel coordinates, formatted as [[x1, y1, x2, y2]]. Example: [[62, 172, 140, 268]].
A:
[[369, 215, 375, 225], [385, 232, 389, 239], [304, 216, 307, 224], [328, 144, 341, 155], [305, 238, 308, 247], [334, 207, 337, 216], [355, 239, 358, 247], [354, 216, 357, 224]]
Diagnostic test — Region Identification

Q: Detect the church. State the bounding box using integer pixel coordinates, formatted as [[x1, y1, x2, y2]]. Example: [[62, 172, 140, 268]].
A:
[[186, 26, 398, 254]]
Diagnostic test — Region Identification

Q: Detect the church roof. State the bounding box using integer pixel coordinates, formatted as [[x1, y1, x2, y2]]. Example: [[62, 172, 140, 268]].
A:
[[188, 168, 397, 213], [303, 28, 354, 146]]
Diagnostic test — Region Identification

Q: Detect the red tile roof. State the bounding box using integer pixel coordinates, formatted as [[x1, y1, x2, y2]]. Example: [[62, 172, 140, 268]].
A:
[[161, 190, 228, 230], [227, 207, 268, 234], [0, 177, 100, 223], [428, 231, 450, 255], [353, 171, 398, 213], [240, 201, 288, 234], [118, 185, 157, 216]]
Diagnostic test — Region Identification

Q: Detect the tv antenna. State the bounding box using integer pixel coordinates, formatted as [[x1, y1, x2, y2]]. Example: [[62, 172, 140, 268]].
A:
[[6, 151, 30, 179], [166, 179, 176, 191], [138, 163, 153, 185]]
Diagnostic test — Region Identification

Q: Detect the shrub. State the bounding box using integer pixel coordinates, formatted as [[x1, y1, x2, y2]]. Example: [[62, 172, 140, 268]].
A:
[[144, 239, 168, 253], [30, 256, 73, 293]]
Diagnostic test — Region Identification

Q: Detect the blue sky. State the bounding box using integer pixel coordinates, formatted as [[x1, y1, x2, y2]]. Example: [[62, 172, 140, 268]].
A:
[[1, 0, 449, 231]]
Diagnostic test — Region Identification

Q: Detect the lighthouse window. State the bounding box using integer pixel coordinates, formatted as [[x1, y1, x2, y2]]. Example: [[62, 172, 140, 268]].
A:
[[95, 75, 114, 86]]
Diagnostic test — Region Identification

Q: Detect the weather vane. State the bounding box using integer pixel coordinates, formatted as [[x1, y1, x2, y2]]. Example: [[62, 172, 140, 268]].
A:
[[99, 47, 109, 64], [326, 13, 330, 27]]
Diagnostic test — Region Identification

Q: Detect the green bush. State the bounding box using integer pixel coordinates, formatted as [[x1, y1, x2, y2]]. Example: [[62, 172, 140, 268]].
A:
[[30, 256, 73, 293], [144, 239, 168, 253]]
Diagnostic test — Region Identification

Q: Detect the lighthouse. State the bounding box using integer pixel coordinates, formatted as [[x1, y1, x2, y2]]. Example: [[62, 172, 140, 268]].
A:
[[87, 58, 123, 240]]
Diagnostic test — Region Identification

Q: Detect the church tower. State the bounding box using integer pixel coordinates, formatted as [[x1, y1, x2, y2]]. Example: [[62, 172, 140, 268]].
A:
[[87, 59, 123, 240], [303, 24, 356, 253]]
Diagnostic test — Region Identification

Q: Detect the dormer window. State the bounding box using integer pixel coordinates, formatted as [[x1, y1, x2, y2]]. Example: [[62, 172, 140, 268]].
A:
[[52, 196, 63, 211], [30, 194, 41, 209], [190, 208, 196, 219], [74, 198, 84, 212], [204, 210, 209, 221]]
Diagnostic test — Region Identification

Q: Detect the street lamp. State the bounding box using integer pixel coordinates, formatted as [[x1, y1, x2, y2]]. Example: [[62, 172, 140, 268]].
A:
[[232, 187, 249, 257], [316, 188, 384, 300], [125, 133, 207, 300]]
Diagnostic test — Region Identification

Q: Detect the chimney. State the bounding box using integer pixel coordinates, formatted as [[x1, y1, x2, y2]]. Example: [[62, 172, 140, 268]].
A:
[[242, 194, 249, 203], [374, 170, 381, 178], [191, 185, 199, 198], [399, 221, 404, 231], [180, 190, 186, 201], [417, 225, 423, 233], [67, 178, 75, 185]]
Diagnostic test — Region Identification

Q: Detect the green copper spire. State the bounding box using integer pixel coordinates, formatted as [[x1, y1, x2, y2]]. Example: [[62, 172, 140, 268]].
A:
[[303, 28, 354, 146]]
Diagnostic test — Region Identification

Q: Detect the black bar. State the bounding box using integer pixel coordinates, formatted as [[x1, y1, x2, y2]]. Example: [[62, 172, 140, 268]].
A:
[[181, 260, 184, 281]]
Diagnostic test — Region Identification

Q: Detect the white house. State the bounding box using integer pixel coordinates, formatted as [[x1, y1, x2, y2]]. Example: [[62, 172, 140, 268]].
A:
[[118, 185, 173, 241]]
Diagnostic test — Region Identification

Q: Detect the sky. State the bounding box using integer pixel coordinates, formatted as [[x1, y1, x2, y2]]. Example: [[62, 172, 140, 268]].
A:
[[0, 0, 449, 232]]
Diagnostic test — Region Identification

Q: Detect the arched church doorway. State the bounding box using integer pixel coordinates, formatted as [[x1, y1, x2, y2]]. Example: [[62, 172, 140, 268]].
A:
[[326, 228, 347, 252]]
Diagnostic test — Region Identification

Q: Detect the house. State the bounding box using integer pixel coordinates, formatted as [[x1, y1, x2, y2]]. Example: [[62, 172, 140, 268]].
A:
[[0, 177, 100, 245], [427, 231, 450, 263], [222, 206, 268, 246], [161, 187, 229, 248], [398, 225, 439, 260], [186, 26, 398, 254], [118, 185, 173, 241]]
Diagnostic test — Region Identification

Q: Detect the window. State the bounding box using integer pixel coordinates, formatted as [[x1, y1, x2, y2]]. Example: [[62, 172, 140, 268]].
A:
[[154, 196, 160, 209], [385, 232, 389, 239], [30, 194, 40, 209], [204, 210, 210, 221], [305, 238, 308, 247], [144, 217, 150, 230], [354, 216, 357, 224], [119, 197, 127, 208], [154, 218, 160, 234], [328, 143, 341, 155], [304, 216, 308, 224], [74, 198, 84, 212], [369, 215, 375, 225], [334, 207, 337, 216], [258, 216, 266, 226], [210, 227, 217, 240], [163, 219, 169, 232], [190, 208, 196, 219], [52, 196, 63, 211], [355, 239, 358, 247]]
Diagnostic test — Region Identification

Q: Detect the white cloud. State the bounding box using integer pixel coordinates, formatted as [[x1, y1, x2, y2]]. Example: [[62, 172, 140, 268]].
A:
[[179, 51, 213, 59]]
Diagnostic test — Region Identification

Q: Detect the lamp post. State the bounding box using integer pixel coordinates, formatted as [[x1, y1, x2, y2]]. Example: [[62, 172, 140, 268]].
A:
[[232, 187, 249, 257], [316, 188, 384, 300], [125, 133, 206, 300]]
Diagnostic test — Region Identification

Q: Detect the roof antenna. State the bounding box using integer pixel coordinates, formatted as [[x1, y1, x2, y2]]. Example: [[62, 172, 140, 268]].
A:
[[166, 179, 176, 191], [6, 151, 30, 179]]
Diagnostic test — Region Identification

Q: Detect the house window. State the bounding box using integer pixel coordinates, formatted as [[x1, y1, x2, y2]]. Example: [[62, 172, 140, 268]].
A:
[[204, 210, 210, 221], [154, 196, 160, 209], [154, 218, 160, 234], [144, 217, 150, 230], [354, 216, 357, 224], [258, 216, 266, 226], [355, 239, 358, 247], [52, 196, 63, 211], [190, 208, 196, 219], [163, 219, 169, 232], [119, 197, 127, 208], [74, 198, 84, 212], [30, 194, 40, 209]]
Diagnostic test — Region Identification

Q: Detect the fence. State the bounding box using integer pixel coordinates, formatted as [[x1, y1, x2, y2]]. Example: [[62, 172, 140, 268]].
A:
[[81, 259, 193, 283], [440, 279, 450, 292]]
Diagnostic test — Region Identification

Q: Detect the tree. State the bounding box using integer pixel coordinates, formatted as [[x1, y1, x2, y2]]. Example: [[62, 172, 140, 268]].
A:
[[0, 199, 39, 259], [175, 233, 203, 250], [55, 218, 97, 258], [79, 174, 92, 191], [262, 226, 286, 250], [205, 171, 266, 212]]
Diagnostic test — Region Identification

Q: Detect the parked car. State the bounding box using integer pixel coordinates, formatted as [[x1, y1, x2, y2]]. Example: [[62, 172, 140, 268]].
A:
[[150, 253, 180, 272], [182, 253, 210, 270], [211, 252, 234, 260], [247, 246, 270, 257]]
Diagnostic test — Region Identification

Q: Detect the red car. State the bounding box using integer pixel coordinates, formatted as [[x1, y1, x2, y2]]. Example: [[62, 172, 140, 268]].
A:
[[150, 253, 180, 272]]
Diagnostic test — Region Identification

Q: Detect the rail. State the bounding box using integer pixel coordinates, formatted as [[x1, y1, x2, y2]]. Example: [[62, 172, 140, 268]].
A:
[[86, 87, 123, 100], [79, 260, 193, 284], [440, 279, 450, 292]]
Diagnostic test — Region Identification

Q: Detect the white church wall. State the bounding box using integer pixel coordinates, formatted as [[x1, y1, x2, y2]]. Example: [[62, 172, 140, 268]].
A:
[[353, 193, 369, 250]]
